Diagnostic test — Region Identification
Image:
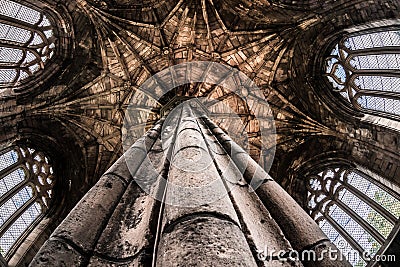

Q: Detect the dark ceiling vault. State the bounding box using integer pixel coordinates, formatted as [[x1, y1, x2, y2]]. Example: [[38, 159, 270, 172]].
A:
[[1, 0, 400, 204], [0, 3, 400, 264]]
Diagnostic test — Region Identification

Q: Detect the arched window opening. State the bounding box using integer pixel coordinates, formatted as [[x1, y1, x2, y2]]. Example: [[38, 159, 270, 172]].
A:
[[0, 0, 55, 87], [306, 167, 400, 266], [324, 29, 400, 117], [0, 146, 55, 260]]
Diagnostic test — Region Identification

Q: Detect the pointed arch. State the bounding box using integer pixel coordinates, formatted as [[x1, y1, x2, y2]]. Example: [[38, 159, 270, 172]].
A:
[[0, 145, 55, 260], [0, 0, 73, 98], [305, 165, 400, 266], [324, 27, 400, 120]]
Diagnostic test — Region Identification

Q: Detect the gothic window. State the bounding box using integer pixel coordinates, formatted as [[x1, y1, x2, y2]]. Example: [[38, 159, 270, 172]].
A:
[[0, 146, 55, 260], [0, 0, 55, 88], [324, 29, 400, 117], [307, 167, 400, 266]]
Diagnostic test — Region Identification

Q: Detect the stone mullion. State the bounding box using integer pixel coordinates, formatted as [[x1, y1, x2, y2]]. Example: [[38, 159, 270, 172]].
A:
[[333, 199, 386, 245], [0, 17, 52, 51], [348, 72, 400, 92], [339, 54, 400, 104], [312, 172, 394, 245], [332, 42, 400, 111], [349, 70, 400, 78], [0, 253, 6, 266], [0, 157, 24, 183], [341, 180, 397, 225], [323, 213, 366, 256], [4, 212, 47, 263], [0, 65, 28, 72], [0, 16, 49, 39], [356, 90, 400, 99], [347, 46, 400, 59], [310, 172, 393, 245], [354, 90, 400, 103], [0, 165, 30, 208], [348, 73, 400, 100], [0, 179, 29, 211], [0, 44, 43, 68], [0, 196, 37, 239]]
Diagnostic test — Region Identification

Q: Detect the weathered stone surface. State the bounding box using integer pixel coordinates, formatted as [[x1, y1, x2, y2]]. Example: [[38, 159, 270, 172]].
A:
[[4, 1, 400, 265], [104, 147, 147, 183], [29, 239, 86, 267], [106, 122, 162, 183], [93, 182, 153, 259], [203, 121, 302, 267], [93, 141, 167, 260], [163, 105, 240, 224], [157, 216, 257, 267], [204, 115, 351, 266], [213, 152, 296, 263], [87, 255, 143, 267], [256, 181, 329, 251], [50, 174, 127, 252]]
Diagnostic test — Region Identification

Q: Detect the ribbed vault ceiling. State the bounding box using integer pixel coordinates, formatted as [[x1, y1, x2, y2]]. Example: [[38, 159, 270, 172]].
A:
[[3, 0, 385, 187], [58, 0, 333, 167], [20, 0, 337, 182]]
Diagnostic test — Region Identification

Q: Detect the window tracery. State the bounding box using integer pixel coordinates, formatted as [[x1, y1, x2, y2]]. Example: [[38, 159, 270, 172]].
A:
[[325, 29, 400, 117], [306, 167, 400, 266], [0, 0, 55, 87], [0, 145, 54, 260]]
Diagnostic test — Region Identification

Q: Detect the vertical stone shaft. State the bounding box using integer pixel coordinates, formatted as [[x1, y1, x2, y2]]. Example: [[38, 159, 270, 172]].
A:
[[29, 105, 352, 267], [29, 121, 163, 266], [87, 134, 168, 265], [156, 103, 257, 266], [197, 114, 301, 266], [202, 116, 351, 267]]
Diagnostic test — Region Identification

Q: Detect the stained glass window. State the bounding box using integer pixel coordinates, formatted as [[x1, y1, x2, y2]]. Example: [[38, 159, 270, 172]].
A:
[[0, 0, 55, 87], [325, 29, 400, 116], [0, 146, 55, 260], [306, 167, 400, 266]]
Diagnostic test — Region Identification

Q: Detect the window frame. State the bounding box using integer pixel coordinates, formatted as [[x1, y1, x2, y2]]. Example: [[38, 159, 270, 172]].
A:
[[0, 0, 56, 86], [0, 145, 54, 261], [322, 26, 400, 121], [305, 165, 400, 266], [0, 0, 73, 99]]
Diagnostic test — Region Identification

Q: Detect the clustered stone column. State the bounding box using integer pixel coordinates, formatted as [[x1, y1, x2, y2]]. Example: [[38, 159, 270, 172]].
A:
[[30, 103, 351, 267], [155, 104, 258, 266], [29, 119, 165, 266], [202, 116, 351, 267]]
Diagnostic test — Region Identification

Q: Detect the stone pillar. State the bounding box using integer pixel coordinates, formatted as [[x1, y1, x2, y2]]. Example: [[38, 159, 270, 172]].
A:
[[202, 116, 351, 267], [156, 103, 258, 266], [29, 121, 163, 266], [30, 103, 350, 267]]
